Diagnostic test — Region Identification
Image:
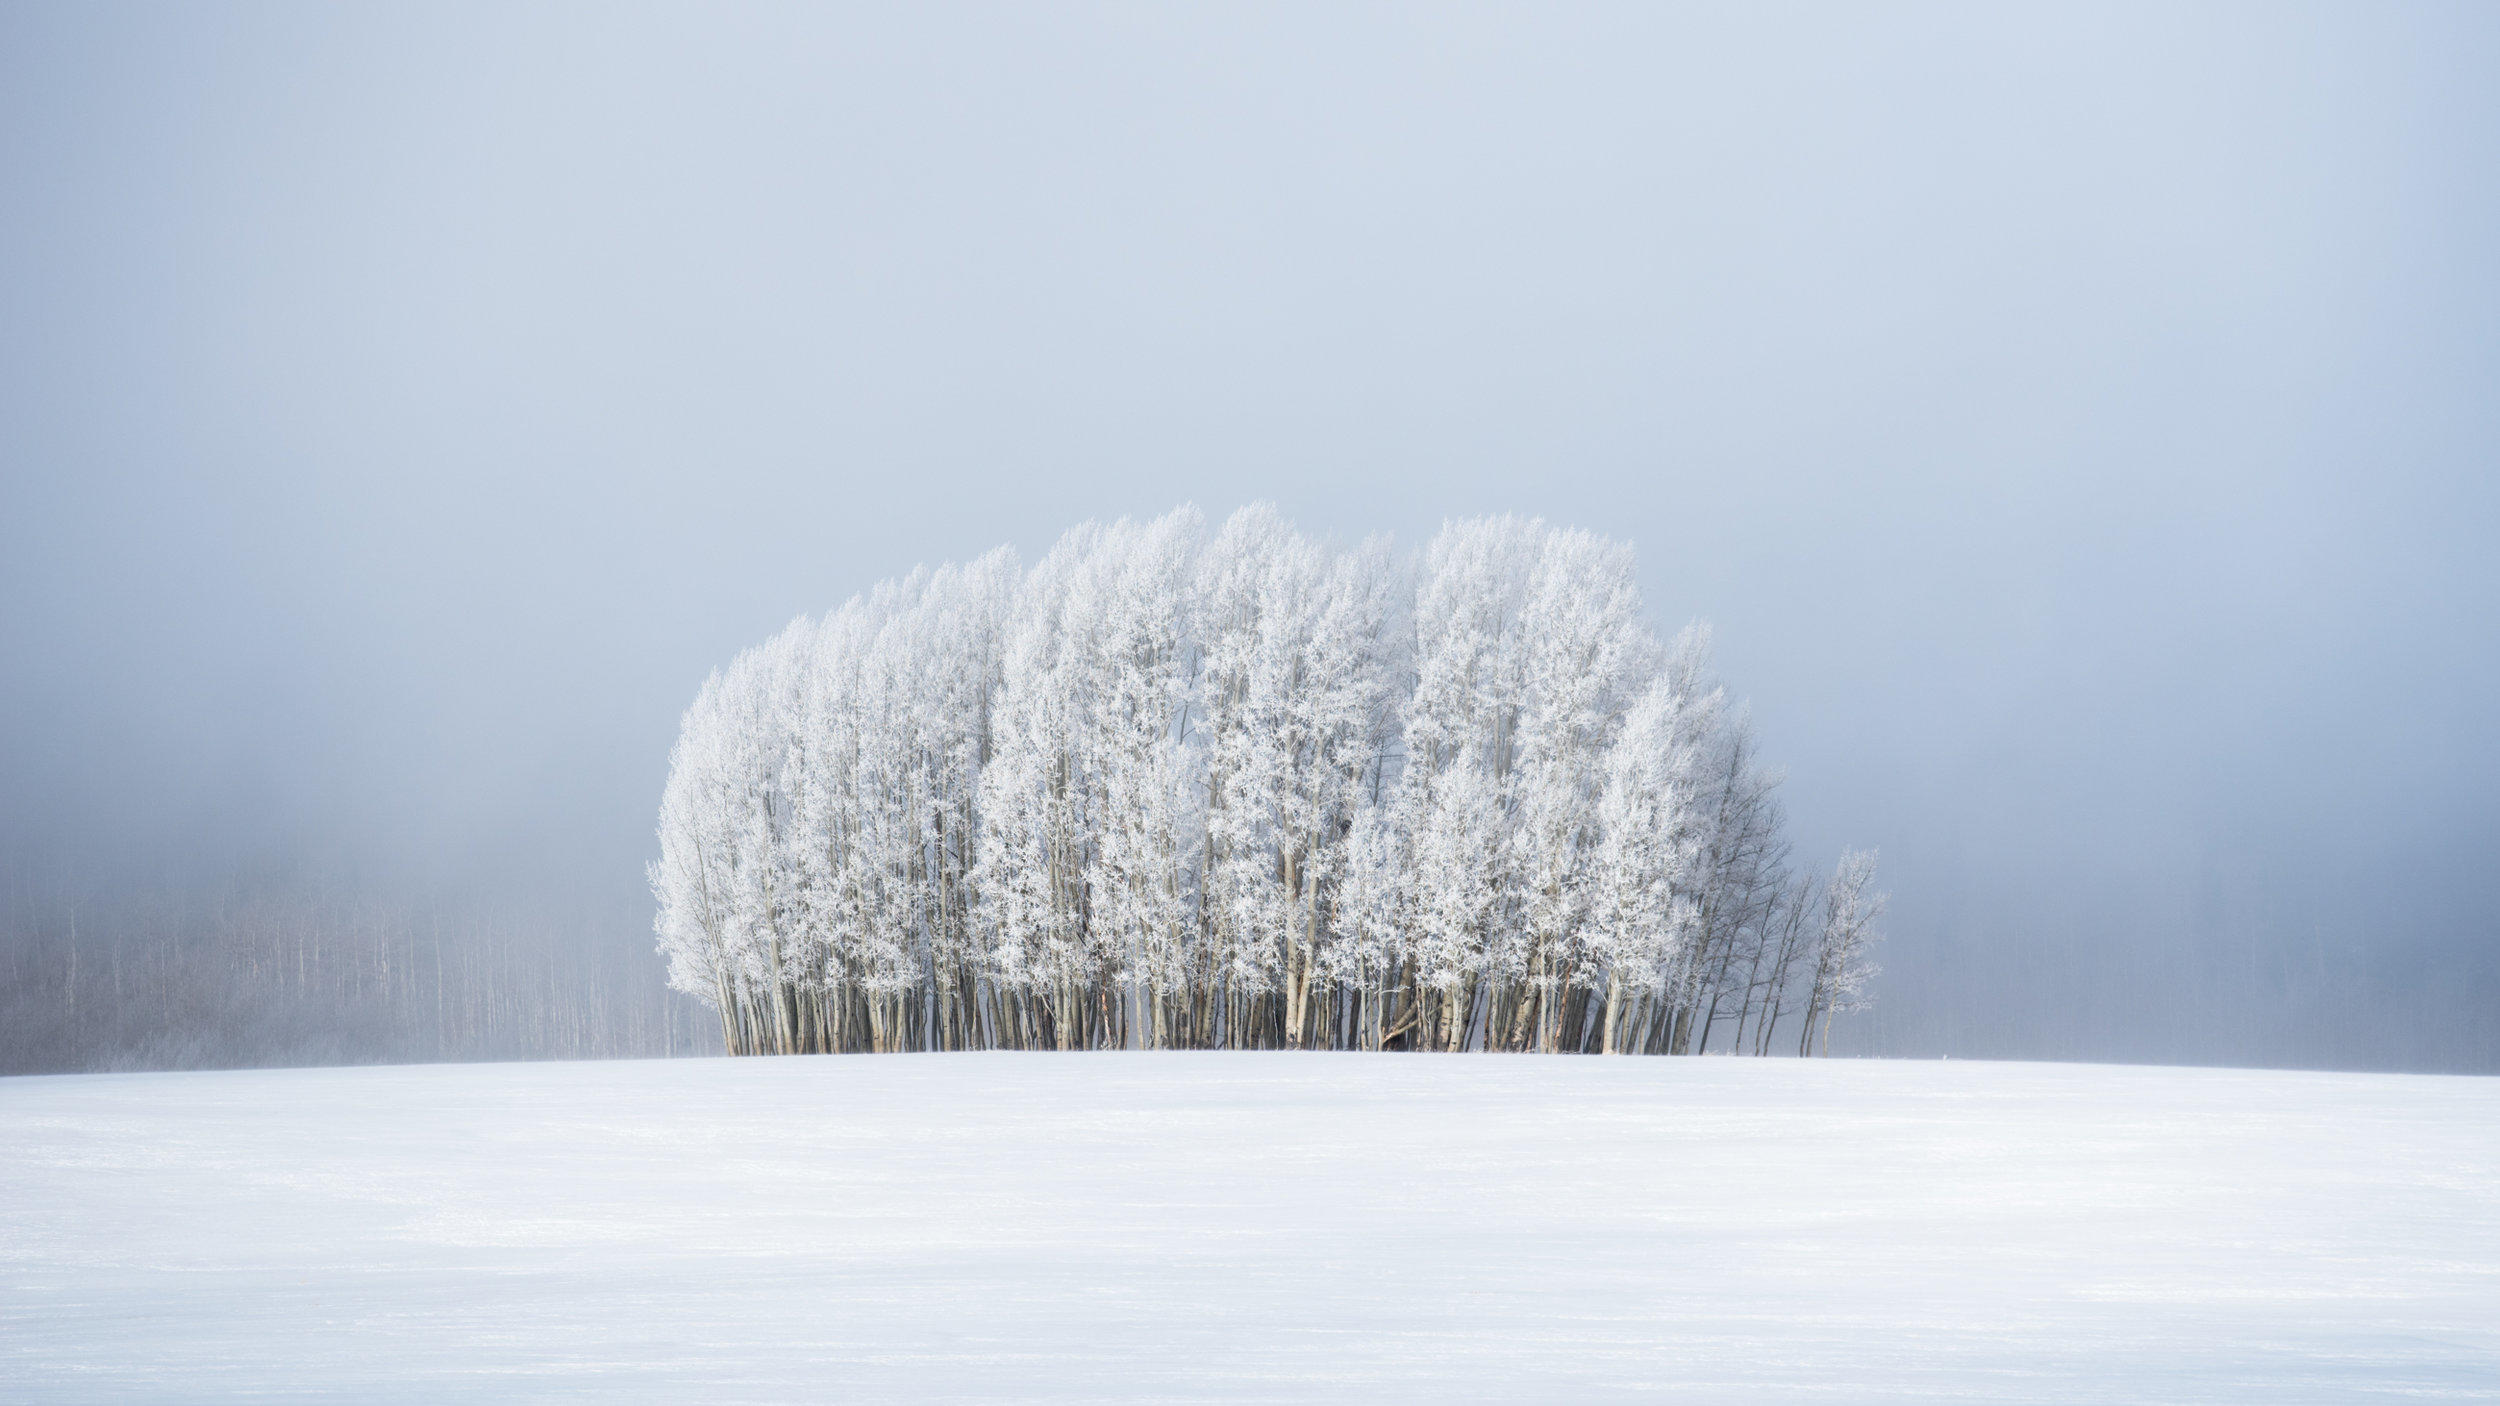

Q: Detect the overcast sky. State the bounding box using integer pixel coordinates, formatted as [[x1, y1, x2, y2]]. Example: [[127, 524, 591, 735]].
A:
[[4, 3, 2494, 1062]]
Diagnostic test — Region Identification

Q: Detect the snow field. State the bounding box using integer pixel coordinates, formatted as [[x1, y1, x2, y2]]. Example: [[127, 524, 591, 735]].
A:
[[3, 1053, 2495, 1401]]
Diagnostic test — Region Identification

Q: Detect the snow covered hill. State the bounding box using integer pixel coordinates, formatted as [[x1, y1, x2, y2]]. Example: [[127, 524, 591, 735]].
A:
[[4, 1054, 2494, 1401]]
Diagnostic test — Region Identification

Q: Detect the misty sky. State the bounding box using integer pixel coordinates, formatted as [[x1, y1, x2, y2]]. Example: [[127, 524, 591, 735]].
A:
[[4, 4, 2494, 1060]]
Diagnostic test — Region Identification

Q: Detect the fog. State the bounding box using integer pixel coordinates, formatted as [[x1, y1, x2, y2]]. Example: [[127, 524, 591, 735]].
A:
[[4, 3, 2494, 1072]]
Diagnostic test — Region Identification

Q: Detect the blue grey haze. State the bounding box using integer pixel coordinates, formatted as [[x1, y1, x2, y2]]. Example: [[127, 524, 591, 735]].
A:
[[3, 3, 2494, 1067]]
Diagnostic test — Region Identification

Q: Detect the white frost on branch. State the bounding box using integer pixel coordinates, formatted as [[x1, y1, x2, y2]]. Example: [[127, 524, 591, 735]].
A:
[[651, 505, 1880, 1055]]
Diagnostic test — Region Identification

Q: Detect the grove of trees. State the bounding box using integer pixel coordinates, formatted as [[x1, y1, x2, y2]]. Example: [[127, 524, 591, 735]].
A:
[[653, 507, 1882, 1057], [0, 860, 707, 1075]]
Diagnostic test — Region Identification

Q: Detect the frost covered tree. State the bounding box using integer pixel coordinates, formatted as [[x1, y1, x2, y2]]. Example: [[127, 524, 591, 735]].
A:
[[650, 625, 810, 1055], [650, 506, 1882, 1055], [1075, 510, 1206, 1049], [1199, 506, 1403, 1048], [1505, 529, 1655, 1051], [1801, 848, 1886, 1057], [1585, 672, 1699, 1054]]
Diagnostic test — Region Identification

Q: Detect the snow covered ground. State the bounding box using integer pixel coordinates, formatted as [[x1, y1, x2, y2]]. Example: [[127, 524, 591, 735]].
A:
[[3, 1055, 2494, 1402]]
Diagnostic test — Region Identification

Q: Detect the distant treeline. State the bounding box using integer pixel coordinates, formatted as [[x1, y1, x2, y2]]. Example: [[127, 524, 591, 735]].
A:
[[654, 507, 1883, 1057], [0, 864, 706, 1075]]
